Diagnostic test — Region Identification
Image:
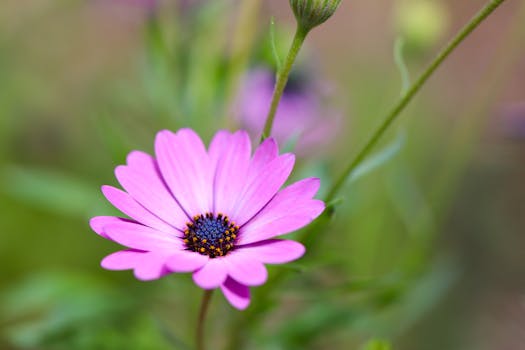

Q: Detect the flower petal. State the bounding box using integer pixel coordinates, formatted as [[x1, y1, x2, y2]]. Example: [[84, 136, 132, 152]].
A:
[[231, 154, 295, 225], [220, 277, 250, 310], [239, 178, 324, 244], [207, 130, 230, 166], [225, 251, 268, 286], [283, 177, 321, 199], [155, 129, 213, 216], [133, 253, 171, 281], [101, 249, 171, 281], [101, 249, 144, 270], [192, 258, 228, 289], [104, 221, 183, 253], [165, 251, 209, 272], [209, 130, 251, 216], [115, 151, 188, 230], [237, 239, 305, 264], [89, 216, 131, 239], [246, 137, 278, 179], [101, 185, 178, 234]]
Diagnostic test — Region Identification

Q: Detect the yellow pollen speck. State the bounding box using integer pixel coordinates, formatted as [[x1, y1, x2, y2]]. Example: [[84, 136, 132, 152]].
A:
[[193, 237, 198, 242], [200, 247, 206, 253], [202, 239, 207, 244], [226, 237, 231, 241], [210, 245, 215, 250], [219, 239, 223, 243], [183, 239, 189, 244]]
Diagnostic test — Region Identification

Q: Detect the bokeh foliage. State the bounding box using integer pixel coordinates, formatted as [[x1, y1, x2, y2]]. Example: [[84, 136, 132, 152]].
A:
[[1, 1, 524, 349]]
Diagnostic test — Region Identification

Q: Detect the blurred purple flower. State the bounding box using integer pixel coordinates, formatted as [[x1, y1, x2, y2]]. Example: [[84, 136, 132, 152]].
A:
[[501, 101, 525, 139], [235, 68, 340, 154], [90, 129, 324, 309]]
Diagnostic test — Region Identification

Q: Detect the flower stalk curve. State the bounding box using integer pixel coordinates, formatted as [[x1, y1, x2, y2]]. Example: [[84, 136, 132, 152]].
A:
[[261, 25, 308, 141], [196, 289, 214, 350], [325, 0, 508, 204]]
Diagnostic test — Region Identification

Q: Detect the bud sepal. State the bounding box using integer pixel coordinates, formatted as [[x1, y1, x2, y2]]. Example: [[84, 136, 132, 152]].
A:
[[289, 0, 342, 32]]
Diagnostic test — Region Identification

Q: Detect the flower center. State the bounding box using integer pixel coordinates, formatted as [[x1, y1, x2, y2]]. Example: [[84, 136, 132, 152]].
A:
[[183, 213, 239, 258]]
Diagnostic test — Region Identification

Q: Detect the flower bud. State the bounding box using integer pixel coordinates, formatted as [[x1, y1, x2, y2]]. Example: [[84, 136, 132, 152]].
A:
[[395, 0, 449, 52], [289, 0, 342, 32]]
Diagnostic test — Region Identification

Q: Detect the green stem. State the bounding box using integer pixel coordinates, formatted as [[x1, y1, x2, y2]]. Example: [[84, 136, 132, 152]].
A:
[[324, 0, 507, 204], [225, 1, 507, 348], [195, 289, 214, 350], [260, 25, 309, 141]]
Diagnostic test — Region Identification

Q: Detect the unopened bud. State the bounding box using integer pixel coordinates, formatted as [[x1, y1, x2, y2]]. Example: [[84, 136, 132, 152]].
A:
[[289, 0, 342, 32], [395, 0, 449, 52]]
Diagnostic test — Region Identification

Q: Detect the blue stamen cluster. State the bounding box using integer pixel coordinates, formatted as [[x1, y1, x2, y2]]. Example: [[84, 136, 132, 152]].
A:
[[183, 213, 239, 258]]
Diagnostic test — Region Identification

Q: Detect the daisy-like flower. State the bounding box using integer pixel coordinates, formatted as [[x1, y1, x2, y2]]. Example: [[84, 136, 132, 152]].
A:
[[90, 128, 324, 309]]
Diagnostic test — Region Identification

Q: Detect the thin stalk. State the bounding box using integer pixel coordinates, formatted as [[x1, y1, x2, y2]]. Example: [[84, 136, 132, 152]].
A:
[[226, 1, 509, 348], [260, 25, 309, 141], [401, 0, 525, 274], [195, 289, 214, 350], [325, 0, 507, 204], [431, 1, 524, 211]]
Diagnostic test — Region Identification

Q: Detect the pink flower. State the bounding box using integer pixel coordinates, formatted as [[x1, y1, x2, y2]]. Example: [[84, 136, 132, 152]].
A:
[[236, 68, 340, 154], [90, 129, 324, 309]]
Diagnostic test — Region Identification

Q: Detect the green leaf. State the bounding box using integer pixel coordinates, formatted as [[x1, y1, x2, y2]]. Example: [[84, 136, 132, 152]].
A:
[[269, 17, 283, 72], [394, 37, 411, 95], [349, 131, 406, 183], [354, 258, 461, 335], [269, 303, 361, 349], [361, 339, 392, 350], [385, 164, 435, 236], [0, 165, 110, 218], [1, 272, 174, 350], [93, 110, 134, 163]]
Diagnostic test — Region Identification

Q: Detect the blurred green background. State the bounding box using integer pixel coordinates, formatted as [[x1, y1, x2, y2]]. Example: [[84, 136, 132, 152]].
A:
[[1, 1, 524, 349]]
